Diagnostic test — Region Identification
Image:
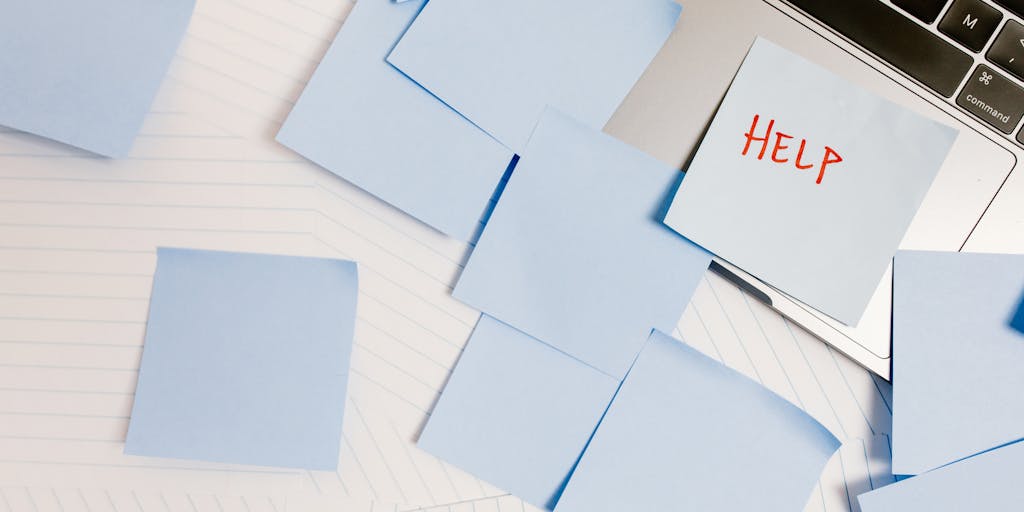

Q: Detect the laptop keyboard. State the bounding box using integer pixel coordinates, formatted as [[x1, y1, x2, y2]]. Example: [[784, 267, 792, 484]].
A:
[[893, 0, 948, 23], [788, 0, 1024, 146]]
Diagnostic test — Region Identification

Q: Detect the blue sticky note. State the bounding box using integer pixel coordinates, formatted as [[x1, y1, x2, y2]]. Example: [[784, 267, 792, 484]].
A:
[[386, 0, 681, 153], [0, 0, 195, 157], [664, 38, 957, 326], [453, 109, 712, 379], [125, 248, 358, 470], [554, 331, 840, 512], [891, 250, 1024, 475], [276, 0, 513, 241], [418, 315, 620, 511], [859, 440, 1024, 511]]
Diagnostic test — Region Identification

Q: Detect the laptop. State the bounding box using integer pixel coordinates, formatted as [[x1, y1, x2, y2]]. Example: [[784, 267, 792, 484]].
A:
[[607, 0, 1020, 380]]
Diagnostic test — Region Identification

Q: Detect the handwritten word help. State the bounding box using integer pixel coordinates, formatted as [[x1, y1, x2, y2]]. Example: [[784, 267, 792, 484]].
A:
[[741, 114, 842, 184]]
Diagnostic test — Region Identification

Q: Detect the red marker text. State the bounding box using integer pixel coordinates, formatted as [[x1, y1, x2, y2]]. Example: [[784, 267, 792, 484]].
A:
[[741, 114, 842, 185]]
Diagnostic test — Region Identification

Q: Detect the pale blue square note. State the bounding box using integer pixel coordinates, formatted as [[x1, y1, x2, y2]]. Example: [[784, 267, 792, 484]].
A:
[[453, 108, 712, 379], [554, 331, 840, 512], [277, 0, 513, 241], [387, 0, 681, 153], [418, 315, 620, 510], [891, 250, 1024, 475], [125, 248, 359, 470], [664, 38, 957, 325], [0, 0, 195, 157], [859, 440, 1024, 511]]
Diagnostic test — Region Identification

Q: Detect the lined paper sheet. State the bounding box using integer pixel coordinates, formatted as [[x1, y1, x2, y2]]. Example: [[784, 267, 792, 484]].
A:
[[0, 120, 508, 504], [0, 0, 897, 510]]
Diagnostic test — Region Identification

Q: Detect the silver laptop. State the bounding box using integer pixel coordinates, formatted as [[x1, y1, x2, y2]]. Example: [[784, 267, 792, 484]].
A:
[[607, 0, 1020, 380]]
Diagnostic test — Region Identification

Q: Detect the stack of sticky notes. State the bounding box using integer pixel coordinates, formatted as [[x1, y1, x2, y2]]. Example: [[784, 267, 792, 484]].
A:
[[0, 0, 195, 157], [408, 30, 969, 512], [278, 0, 680, 241], [419, 109, 712, 509], [414, 101, 851, 511]]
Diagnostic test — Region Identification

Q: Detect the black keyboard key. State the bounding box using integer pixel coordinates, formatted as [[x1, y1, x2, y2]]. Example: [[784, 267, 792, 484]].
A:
[[893, 0, 949, 23], [939, 0, 1003, 52], [994, 0, 1024, 18], [987, 20, 1024, 80], [789, 0, 974, 97], [956, 65, 1024, 133]]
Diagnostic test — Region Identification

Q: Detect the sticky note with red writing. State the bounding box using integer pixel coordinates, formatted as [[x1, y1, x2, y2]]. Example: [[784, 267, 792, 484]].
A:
[[663, 37, 957, 326]]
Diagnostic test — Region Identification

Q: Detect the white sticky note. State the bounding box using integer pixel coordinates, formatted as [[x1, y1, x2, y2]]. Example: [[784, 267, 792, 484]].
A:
[[664, 37, 957, 325]]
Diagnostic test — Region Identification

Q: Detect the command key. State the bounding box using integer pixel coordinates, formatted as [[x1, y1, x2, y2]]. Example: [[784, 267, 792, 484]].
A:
[[957, 65, 1024, 134]]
